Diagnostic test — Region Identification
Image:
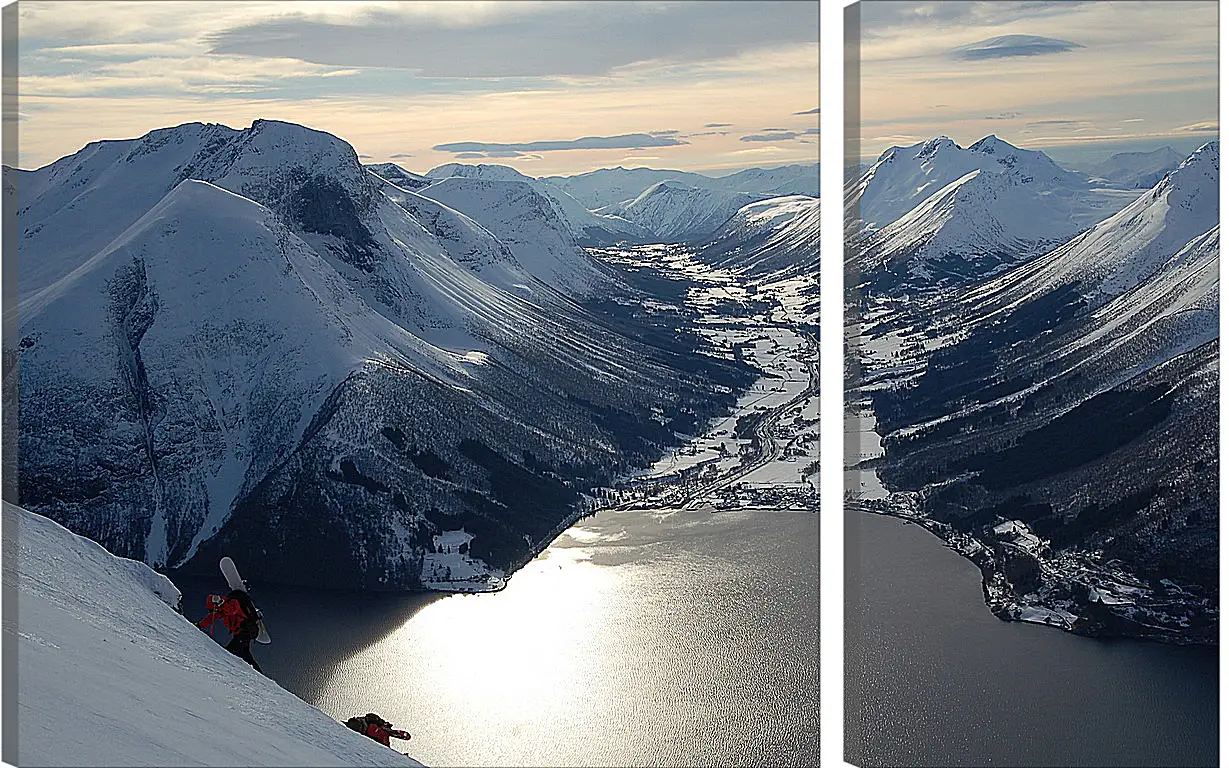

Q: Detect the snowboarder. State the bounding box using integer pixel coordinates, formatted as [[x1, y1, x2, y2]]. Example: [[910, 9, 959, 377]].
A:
[[346, 713, 411, 747], [197, 590, 264, 673]]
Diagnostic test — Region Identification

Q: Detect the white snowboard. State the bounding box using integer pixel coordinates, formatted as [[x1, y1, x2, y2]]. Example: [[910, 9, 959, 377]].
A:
[[219, 556, 271, 644]]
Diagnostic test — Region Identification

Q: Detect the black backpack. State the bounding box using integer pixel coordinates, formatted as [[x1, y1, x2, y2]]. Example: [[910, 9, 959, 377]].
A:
[[344, 716, 367, 733], [227, 589, 260, 639]]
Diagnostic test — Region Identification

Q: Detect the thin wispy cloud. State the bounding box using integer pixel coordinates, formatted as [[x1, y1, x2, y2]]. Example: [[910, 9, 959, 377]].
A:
[[858, 0, 1216, 163], [794, 108, 819, 115], [740, 129, 819, 142], [1175, 121, 1218, 133], [434, 133, 688, 154]]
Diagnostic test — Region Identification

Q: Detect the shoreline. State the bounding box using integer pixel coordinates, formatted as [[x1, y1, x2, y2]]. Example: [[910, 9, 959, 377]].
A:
[[848, 494, 1217, 647]]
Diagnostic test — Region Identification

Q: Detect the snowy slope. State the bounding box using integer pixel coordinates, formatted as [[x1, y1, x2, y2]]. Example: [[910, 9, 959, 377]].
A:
[[13, 122, 243, 297], [599, 180, 760, 243], [417, 177, 609, 293], [700, 194, 819, 281], [366, 162, 432, 190], [964, 141, 1219, 310], [1089, 146, 1185, 189], [7, 501, 422, 767], [847, 135, 1133, 231], [853, 167, 1083, 291], [18, 178, 467, 570], [1055, 225, 1219, 385], [698, 194, 819, 323], [423, 163, 653, 246]]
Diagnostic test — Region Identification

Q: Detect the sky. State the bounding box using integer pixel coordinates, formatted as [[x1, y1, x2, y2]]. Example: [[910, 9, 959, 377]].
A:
[[13, 0, 819, 176], [855, 1, 1218, 166]]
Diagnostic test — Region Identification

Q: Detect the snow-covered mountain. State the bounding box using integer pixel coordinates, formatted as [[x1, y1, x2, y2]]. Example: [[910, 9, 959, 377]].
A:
[[847, 135, 1132, 232], [415, 162, 819, 245], [700, 194, 819, 283], [366, 162, 432, 190], [10, 120, 755, 589], [598, 180, 761, 243], [416, 176, 610, 294], [963, 141, 1219, 309], [423, 162, 654, 246], [850, 167, 1089, 294], [544, 163, 819, 213], [698, 194, 819, 323], [543, 166, 719, 210], [1088, 146, 1185, 189], [708, 163, 820, 199], [8, 501, 423, 767], [862, 142, 1220, 639]]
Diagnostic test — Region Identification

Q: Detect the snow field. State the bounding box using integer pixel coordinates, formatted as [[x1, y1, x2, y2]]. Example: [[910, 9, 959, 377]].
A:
[[7, 502, 423, 767]]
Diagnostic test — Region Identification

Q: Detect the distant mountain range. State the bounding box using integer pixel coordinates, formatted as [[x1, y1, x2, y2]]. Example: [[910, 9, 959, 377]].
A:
[[1085, 146, 1187, 189], [366, 159, 818, 247], [9, 119, 823, 589], [848, 136, 1157, 295]]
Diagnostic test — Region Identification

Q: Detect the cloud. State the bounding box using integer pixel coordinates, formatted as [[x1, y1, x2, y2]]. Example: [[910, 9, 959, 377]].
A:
[[984, 111, 1022, 120], [1029, 119, 1081, 125], [389, 152, 414, 159], [862, 1, 1095, 31], [950, 34, 1084, 60], [794, 108, 819, 115], [204, 2, 818, 79], [705, 122, 733, 128], [739, 128, 819, 142], [455, 152, 486, 159], [358, 153, 371, 159], [1175, 121, 1218, 133], [433, 133, 688, 154], [649, 129, 681, 136]]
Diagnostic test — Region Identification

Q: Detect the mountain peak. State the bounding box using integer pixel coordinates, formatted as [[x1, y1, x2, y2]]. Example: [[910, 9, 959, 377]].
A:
[[968, 134, 1021, 155], [917, 136, 957, 160], [425, 163, 529, 182], [1162, 141, 1218, 197]]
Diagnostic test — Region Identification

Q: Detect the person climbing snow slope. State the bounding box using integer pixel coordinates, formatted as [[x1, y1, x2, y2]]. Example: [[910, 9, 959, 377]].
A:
[[198, 590, 264, 673], [346, 713, 411, 747]]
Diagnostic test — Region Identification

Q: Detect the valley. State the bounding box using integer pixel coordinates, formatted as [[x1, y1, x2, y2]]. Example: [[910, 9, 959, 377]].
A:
[[591, 243, 818, 514], [846, 136, 1219, 645]]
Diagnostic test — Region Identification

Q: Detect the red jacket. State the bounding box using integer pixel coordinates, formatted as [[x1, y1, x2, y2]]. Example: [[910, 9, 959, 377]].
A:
[[364, 722, 410, 746], [197, 595, 252, 637]]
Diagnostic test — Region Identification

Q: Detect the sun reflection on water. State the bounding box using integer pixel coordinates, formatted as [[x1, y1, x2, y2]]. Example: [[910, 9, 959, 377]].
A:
[[307, 510, 818, 767], [317, 544, 631, 762], [402, 547, 611, 717]]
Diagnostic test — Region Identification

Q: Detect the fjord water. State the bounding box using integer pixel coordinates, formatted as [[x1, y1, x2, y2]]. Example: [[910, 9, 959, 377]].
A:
[[187, 507, 818, 767], [846, 509, 1217, 767]]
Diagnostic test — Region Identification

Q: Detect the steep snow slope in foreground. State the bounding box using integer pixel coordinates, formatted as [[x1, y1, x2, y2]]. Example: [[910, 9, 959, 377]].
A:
[[7, 502, 422, 767]]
